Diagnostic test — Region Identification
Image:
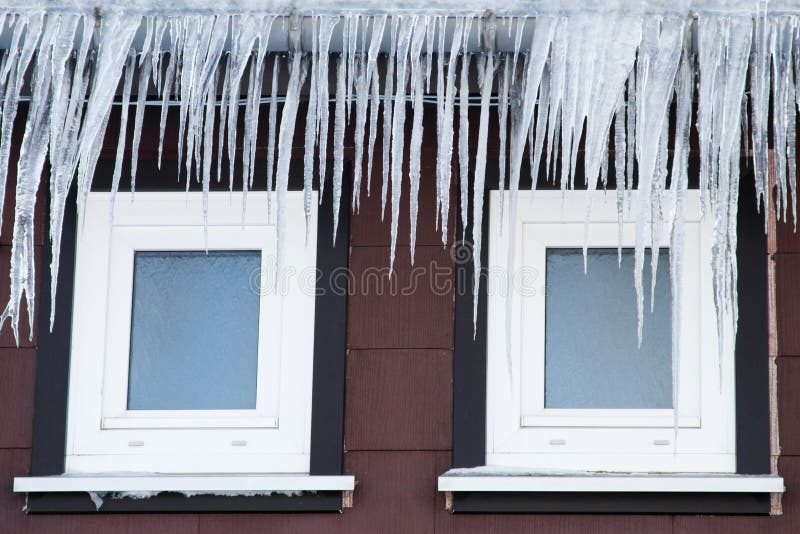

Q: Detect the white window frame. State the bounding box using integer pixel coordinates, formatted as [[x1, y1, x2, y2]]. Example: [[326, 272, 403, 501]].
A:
[[486, 190, 736, 474], [65, 191, 317, 475]]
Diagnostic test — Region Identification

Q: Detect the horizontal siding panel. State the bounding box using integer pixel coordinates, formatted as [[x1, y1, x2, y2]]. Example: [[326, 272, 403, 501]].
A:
[[433, 452, 673, 534], [775, 254, 800, 355], [0, 246, 39, 348], [341, 451, 438, 534], [349, 124, 454, 248], [674, 456, 800, 533], [345, 349, 452, 451], [347, 246, 454, 349], [0, 348, 35, 448], [776, 218, 800, 253], [779, 357, 800, 455]]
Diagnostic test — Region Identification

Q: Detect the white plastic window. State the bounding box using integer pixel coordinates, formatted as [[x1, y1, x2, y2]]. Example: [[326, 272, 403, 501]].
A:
[[65, 192, 317, 475], [486, 190, 736, 473]]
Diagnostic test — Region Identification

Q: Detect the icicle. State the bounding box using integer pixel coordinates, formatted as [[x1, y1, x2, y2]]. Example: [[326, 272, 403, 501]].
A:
[[750, 2, 771, 215], [130, 18, 155, 195], [408, 19, 428, 264], [217, 54, 231, 183], [266, 57, 280, 214], [389, 16, 416, 271], [504, 16, 556, 371], [436, 17, 466, 246], [157, 19, 179, 171], [511, 16, 526, 82], [316, 16, 338, 201], [75, 13, 140, 228], [351, 55, 368, 211], [201, 66, 218, 243], [0, 14, 43, 237], [381, 17, 398, 219], [472, 49, 494, 335], [226, 15, 262, 192], [365, 15, 387, 197], [458, 53, 471, 242], [614, 92, 626, 264], [48, 15, 93, 330], [304, 51, 319, 240], [275, 54, 309, 282], [497, 54, 510, 225], [669, 41, 694, 445], [110, 52, 136, 216], [530, 62, 550, 191], [633, 17, 684, 345], [332, 53, 347, 243]]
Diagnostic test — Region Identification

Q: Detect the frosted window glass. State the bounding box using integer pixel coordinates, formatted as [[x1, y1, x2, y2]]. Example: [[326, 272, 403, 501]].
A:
[[544, 248, 672, 409], [127, 250, 261, 410]]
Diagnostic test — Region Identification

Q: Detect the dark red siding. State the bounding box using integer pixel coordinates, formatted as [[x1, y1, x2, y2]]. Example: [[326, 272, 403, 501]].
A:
[[0, 108, 797, 533]]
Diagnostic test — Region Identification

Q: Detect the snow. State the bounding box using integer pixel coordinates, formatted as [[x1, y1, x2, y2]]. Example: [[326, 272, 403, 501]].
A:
[[0, 8, 795, 410]]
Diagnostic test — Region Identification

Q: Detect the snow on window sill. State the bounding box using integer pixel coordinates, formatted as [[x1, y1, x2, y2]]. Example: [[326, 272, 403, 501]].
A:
[[13, 474, 355, 496], [437, 467, 784, 494]]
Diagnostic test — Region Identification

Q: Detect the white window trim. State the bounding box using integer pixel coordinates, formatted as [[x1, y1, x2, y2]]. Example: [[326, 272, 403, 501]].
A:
[[486, 190, 736, 474], [13, 475, 355, 494], [436, 473, 784, 494], [66, 191, 317, 475]]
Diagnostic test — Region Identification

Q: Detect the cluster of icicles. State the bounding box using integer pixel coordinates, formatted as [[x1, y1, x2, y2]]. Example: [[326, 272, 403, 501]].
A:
[[0, 8, 794, 414]]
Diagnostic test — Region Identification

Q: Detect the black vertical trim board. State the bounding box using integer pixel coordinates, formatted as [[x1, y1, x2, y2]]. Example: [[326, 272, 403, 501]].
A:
[[735, 170, 770, 475], [27, 160, 349, 512], [309, 163, 350, 476], [30, 186, 77, 476], [453, 171, 489, 469], [450, 161, 771, 513]]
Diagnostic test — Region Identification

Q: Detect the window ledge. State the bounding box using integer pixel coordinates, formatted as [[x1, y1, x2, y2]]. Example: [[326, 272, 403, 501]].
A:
[[437, 469, 784, 494], [14, 474, 355, 495]]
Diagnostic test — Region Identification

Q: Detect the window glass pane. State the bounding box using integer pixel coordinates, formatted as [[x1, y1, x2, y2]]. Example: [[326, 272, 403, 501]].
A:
[[544, 248, 672, 409], [127, 250, 261, 410]]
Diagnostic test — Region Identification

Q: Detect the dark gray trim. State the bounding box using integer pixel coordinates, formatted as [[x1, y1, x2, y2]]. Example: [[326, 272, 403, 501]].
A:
[[27, 492, 343, 513], [27, 160, 349, 513], [309, 164, 350, 476], [734, 173, 771, 475], [30, 188, 76, 476], [450, 160, 772, 513], [451, 492, 771, 514]]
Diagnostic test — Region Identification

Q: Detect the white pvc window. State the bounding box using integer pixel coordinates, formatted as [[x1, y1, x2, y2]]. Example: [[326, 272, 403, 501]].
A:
[[486, 190, 736, 473], [66, 192, 317, 474]]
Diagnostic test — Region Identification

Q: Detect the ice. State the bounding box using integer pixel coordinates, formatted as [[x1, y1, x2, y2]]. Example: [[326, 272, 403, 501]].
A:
[[436, 16, 466, 246], [266, 57, 280, 214], [0, 9, 793, 390], [275, 53, 308, 280], [669, 43, 693, 438], [389, 16, 415, 271], [614, 93, 626, 263], [408, 18, 428, 263], [504, 16, 555, 368], [332, 53, 346, 243], [381, 17, 398, 219], [129, 18, 154, 195], [458, 53, 470, 241], [633, 17, 684, 344], [365, 15, 387, 197], [316, 16, 337, 201], [497, 54, 509, 226], [110, 53, 136, 215], [304, 40, 319, 240], [351, 36, 369, 212]]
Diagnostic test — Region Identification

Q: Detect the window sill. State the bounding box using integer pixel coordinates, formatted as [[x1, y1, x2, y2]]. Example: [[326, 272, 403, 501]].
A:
[[14, 474, 355, 494], [14, 475, 355, 513], [437, 469, 784, 514], [437, 470, 784, 493]]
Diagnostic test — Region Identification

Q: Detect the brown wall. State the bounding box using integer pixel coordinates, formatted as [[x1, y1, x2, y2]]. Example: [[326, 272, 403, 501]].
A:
[[1, 108, 799, 532]]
